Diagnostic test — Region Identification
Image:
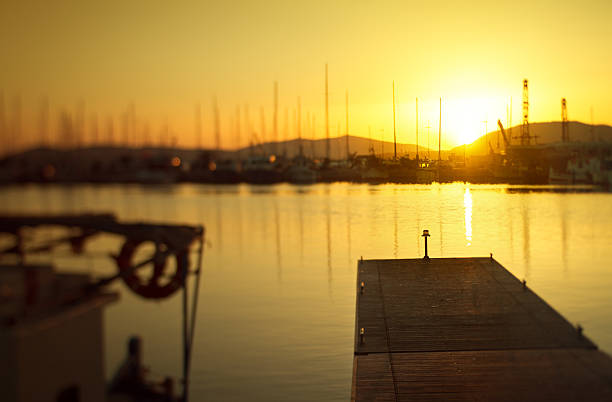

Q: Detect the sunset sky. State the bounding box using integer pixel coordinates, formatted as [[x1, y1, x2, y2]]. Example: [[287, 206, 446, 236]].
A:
[[1, 0, 611, 151]]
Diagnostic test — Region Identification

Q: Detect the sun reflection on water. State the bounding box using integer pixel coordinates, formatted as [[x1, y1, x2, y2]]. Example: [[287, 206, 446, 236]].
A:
[[464, 187, 472, 246]]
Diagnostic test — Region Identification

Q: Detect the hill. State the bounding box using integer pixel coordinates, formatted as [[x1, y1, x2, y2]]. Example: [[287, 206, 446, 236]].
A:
[[238, 135, 444, 160], [454, 121, 612, 156]]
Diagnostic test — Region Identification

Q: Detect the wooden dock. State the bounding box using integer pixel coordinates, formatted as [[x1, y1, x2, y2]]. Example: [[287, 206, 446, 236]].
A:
[[352, 257, 612, 401]]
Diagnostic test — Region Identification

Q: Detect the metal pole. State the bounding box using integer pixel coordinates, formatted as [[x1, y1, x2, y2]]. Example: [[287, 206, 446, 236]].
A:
[[422, 229, 430, 260], [416, 97, 419, 162], [325, 64, 330, 161], [438, 98, 441, 163], [346, 90, 350, 160], [182, 255, 189, 401], [392, 81, 397, 160]]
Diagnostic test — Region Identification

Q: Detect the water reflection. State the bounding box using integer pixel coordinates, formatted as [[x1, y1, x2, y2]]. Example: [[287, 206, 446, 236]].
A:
[[274, 199, 282, 282], [464, 187, 472, 246], [326, 195, 332, 293], [521, 198, 531, 279], [237, 194, 244, 261], [346, 201, 352, 267], [215, 194, 223, 253], [298, 195, 304, 263], [438, 186, 444, 256], [559, 197, 569, 274], [393, 198, 399, 259], [415, 200, 421, 256], [2, 183, 612, 402]]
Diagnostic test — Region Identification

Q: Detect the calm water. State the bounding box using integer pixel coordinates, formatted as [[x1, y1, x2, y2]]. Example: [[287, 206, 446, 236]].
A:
[[2, 183, 612, 401]]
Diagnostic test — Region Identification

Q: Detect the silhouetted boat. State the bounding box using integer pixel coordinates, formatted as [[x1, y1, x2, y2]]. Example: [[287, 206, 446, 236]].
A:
[[285, 156, 317, 184], [242, 155, 283, 184], [211, 159, 242, 183]]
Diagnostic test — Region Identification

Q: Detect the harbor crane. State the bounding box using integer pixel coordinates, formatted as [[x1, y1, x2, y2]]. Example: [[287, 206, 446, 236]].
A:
[[497, 120, 511, 151]]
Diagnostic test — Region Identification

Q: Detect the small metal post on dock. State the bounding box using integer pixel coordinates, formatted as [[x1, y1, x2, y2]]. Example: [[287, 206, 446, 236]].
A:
[[422, 229, 430, 260]]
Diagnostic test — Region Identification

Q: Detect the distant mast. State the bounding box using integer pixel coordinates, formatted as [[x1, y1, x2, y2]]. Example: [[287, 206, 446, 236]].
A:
[[561, 98, 569, 142], [416, 97, 419, 162], [259, 107, 266, 151], [311, 114, 316, 158], [590, 106, 594, 142], [244, 104, 252, 156], [195, 102, 202, 149], [325, 64, 330, 161], [438, 97, 442, 163], [283, 108, 289, 157], [236, 106, 241, 155], [521, 79, 528, 145], [337, 121, 341, 159], [39, 96, 49, 147], [213, 97, 220, 152], [392, 81, 397, 160], [298, 96, 303, 157], [509, 97, 513, 146], [426, 121, 431, 160], [345, 90, 350, 160], [273, 82, 279, 156]]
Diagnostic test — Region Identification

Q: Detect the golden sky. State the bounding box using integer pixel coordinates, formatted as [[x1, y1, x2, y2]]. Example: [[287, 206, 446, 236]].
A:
[[1, 0, 612, 150]]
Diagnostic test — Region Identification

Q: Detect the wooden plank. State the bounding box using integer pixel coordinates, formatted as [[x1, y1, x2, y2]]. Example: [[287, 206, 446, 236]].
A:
[[352, 257, 612, 401], [352, 354, 396, 402], [393, 349, 612, 402], [355, 260, 389, 354], [356, 258, 594, 354]]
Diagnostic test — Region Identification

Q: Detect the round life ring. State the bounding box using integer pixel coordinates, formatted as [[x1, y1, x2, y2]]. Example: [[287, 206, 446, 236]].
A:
[[115, 239, 187, 299]]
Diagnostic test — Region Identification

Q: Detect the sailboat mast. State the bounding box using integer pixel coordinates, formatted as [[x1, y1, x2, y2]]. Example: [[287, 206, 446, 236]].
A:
[[345, 90, 350, 160], [236, 106, 241, 155], [213, 97, 220, 152], [416, 97, 419, 161], [509, 97, 513, 145], [438, 97, 441, 163], [311, 114, 316, 158], [298, 96, 303, 157], [273, 82, 278, 156], [195, 103, 202, 149], [260, 107, 266, 152], [325, 64, 330, 160], [392, 81, 397, 160]]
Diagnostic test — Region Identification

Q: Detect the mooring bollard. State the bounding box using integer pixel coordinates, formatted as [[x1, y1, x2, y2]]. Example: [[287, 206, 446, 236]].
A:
[[360, 281, 365, 294], [422, 229, 430, 260]]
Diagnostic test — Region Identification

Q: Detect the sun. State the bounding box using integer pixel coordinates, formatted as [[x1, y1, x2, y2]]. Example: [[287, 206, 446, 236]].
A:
[[446, 97, 494, 146]]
